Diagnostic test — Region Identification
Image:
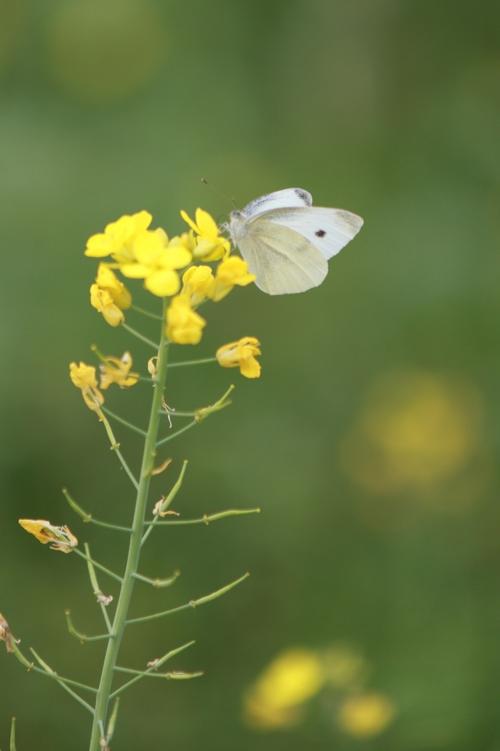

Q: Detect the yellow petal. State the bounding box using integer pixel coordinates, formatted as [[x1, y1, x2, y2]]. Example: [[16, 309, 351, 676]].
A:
[[145, 269, 180, 297], [96, 264, 120, 289], [180, 210, 199, 234], [163, 245, 192, 269], [85, 233, 112, 257], [133, 230, 165, 265], [240, 357, 261, 379], [195, 208, 218, 238], [102, 304, 124, 326], [119, 263, 151, 279]]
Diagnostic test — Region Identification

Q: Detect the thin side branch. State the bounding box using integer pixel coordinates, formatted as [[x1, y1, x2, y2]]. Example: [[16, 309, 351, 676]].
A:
[[125, 572, 250, 626], [29, 648, 95, 715], [110, 640, 195, 699], [168, 357, 217, 368], [9, 716, 16, 751], [97, 411, 139, 490], [84, 543, 113, 632], [132, 570, 180, 588], [114, 667, 203, 680], [121, 323, 160, 350], [65, 610, 113, 644], [101, 407, 147, 437], [131, 304, 163, 321], [62, 488, 131, 532], [74, 548, 123, 583], [141, 460, 188, 546], [156, 419, 198, 448], [144, 507, 261, 526]]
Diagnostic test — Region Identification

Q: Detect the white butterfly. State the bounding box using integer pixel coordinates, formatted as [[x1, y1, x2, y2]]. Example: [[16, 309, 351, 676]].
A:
[[228, 188, 363, 295]]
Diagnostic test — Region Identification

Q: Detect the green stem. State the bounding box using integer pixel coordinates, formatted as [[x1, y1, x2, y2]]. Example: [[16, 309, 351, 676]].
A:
[[109, 640, 195, 699], [88, 306, 169, 751], [9, 717, 16, 751], [12, 643, 97, 694], [168, 357, 216, 368], [74, 548, 123, 583], [140, 460, 188, 546], [84, 543, 113, 633], [156, 419, 198, 447], [30, 648, 95, 715], [131, 304, 163, 321], [97, 411, 139, 490], [101, 407, 147, 437], [121, 323, 159, 350], [144, 507, 261, 526], [125, 572, 250, 626]]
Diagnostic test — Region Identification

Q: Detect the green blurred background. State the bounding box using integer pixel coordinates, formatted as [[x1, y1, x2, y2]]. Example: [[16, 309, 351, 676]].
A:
[[1, 0, 500, 748]]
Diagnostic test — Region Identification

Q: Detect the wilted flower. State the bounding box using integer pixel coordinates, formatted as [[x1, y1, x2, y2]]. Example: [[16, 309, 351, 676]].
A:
[[0, 613, 17, 653], [18, 519, 78, 554], [337, 692, 395, 737], [216, 337, 261, 378], [99, 351, 139, 390], [69, 362, 104, 411]]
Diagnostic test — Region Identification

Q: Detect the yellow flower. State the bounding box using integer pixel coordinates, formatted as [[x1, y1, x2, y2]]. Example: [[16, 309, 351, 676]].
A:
[[180, 208, 230, 261], [337, 693, 395, 738], [181, 265, 215, 306], [210, 256, 255, 302], [18, 519, 78, 554], [216, 337, 261, 378], [99, 351, 139, 390], [244, 648, 325, 730], [90, 263, 132, 327], [69, 362, 104, 411], [166, 295, 206, 345], [0, 613, 17, 654], [119, 228, 192, 297], [85, 210, 152, 261], [340, 372, 482, 496]]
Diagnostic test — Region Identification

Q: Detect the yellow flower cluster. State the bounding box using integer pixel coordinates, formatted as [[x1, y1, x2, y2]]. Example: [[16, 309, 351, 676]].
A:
[[73, 206, 262, 411], [84, 208, 256, 348]]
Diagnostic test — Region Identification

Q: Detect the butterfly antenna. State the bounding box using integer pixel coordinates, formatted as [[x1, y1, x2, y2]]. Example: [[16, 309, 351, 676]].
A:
[[200, 177, 236, 210]]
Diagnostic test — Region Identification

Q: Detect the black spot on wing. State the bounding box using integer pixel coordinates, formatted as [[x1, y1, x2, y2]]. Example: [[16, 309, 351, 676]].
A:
[[315, 229, 326, 237], [295, 188, 312, 204]]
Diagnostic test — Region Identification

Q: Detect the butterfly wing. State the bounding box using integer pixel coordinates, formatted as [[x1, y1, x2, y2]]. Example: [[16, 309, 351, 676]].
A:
[[264, 207, 363, 260], [237, 218, 328, 295], [241, 188, 312, 219]]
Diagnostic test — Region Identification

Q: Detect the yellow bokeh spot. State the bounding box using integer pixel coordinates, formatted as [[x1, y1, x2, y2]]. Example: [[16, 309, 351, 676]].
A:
[[244, 648, 324, 730], [46, 0, 166, 102], [337, 692, 395, 738], [340, 372, 482, 495]]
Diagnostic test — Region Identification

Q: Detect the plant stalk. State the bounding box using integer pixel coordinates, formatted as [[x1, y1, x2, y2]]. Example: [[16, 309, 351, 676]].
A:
[[88, 311, 168, 751]]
